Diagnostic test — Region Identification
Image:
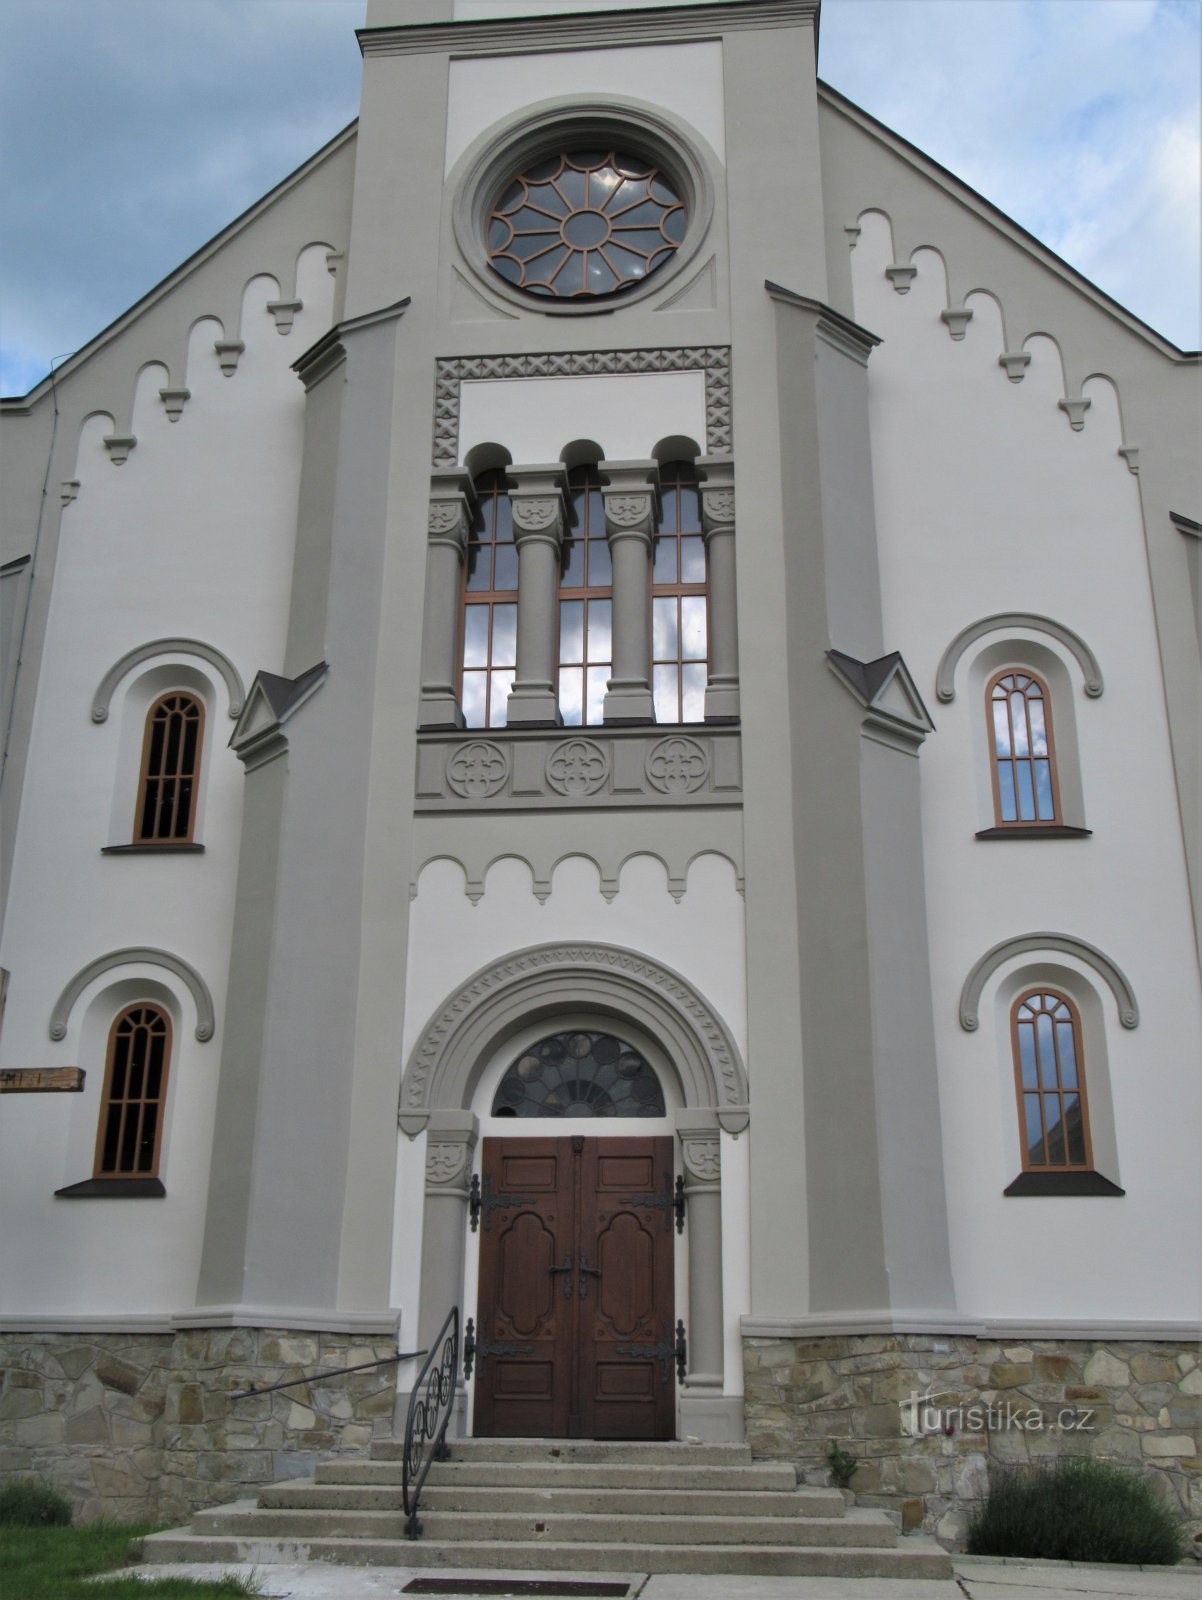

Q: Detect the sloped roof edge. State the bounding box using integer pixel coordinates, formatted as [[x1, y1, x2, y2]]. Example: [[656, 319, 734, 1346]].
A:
[[2, 121, 359, 411], [817, 80, 1198, 363]]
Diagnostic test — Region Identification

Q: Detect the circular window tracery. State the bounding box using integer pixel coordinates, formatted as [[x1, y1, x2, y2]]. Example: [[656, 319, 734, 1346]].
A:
[[486, 150, 686, 300], [492, 1030, 666, 1118]]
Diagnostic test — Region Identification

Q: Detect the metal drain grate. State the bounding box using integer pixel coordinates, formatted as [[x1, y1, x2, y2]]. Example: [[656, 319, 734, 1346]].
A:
[[401, 1582, 633, 1598]]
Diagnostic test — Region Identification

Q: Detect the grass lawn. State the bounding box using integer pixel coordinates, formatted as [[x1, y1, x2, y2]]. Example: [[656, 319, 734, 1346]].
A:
[[0, 1523, 258, 1599]]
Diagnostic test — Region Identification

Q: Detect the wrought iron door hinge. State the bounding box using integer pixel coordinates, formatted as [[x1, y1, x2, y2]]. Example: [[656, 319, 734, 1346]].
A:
[[617, 1319, 687, 1383], [463, 1316, 533, 1380], [470, 1173, 539, 1232], [617, 1172, 686, 1232]]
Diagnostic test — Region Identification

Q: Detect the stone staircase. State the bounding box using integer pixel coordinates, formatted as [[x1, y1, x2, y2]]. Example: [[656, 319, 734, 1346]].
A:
[[139, 1437, 952, 1578]]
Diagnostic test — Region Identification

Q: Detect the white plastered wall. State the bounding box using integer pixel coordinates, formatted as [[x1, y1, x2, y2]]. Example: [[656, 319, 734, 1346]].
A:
[[392, 851, 750, 1406], [850, 210, 1202, 1325], [445, 42, 726, 177], [0, 250, 336, 1317], [457, 371, 708, 466]]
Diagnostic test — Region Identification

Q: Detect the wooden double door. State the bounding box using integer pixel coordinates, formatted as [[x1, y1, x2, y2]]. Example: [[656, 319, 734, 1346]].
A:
[[474, 1135, 676, 1440]]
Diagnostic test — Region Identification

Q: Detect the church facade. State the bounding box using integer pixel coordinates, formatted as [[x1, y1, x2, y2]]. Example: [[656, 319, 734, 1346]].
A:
[[1, 0, 1199, 1543]]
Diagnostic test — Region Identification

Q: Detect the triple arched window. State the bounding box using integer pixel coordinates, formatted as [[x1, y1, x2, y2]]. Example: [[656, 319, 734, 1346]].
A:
[[458, 460, 711, 729], [135, 692, 204, 842]]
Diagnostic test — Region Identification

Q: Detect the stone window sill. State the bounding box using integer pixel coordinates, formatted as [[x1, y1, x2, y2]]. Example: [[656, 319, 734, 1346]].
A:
[[1004, 1171, 1124, 1197], [975, 826, 1091, 840], [101, 843, 204, 855], [55, 1177, 166, 1198]]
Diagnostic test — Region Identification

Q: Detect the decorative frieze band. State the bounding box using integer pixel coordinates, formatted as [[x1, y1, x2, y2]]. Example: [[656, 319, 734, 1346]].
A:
[[418, 727, 741, 812], [432, 347, 732, 466]]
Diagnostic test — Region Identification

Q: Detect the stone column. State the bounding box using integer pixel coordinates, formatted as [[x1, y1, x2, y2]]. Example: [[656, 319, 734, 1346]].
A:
[[698, 456, 740, 722], [602, 460, 659, 724], [676, 1110, 741, 1440], [419, 469, 475, 729], [506, 466, 568, 727]]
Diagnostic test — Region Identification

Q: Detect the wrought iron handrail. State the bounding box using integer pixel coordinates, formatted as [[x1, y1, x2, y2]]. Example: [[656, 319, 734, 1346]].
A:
[[402, 1305, 460, 1539], [228, 1348, 426, 1403]]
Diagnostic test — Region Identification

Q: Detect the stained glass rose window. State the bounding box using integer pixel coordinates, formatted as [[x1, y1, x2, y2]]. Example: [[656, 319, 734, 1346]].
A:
[[486, 150, 686, 300]]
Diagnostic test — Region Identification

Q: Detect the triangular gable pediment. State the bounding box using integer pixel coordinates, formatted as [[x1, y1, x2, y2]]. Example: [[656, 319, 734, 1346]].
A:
[[827, 648, 934, 750]]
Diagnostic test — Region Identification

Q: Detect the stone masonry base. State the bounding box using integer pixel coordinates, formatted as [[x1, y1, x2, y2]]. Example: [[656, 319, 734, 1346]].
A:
[[743, 1333, 1202, 1549], [0, 1328, 398, 1523]]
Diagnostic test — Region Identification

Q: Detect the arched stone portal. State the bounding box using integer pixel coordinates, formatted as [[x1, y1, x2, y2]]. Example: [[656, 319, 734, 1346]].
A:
[[398, 942, 750, 1440]]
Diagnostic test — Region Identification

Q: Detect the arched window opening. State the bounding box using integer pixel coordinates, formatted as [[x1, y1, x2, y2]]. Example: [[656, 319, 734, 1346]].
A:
[[135, 692, 204, 842], [652, 461, 707, 723], [988, 670, 1060, 825], [461, 469, 518, 728], [1012, 990, 1091, 1170], [94, 1004, 172, 1177], [492, 1030, 666, 1118], [558, 465, 612, 726]]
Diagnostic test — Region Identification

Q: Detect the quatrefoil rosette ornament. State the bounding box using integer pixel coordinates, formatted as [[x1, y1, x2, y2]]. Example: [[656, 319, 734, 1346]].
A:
[[487, 150, 686, 300]]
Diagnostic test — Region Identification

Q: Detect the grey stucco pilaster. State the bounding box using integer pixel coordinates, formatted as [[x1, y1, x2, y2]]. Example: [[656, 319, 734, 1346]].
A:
[[417, 1111, 479, 1345], [506, 467, 567, 728], [420, 469, 474, 729], [602, 461, 659, 724], [697, 456, 740, 722], [676, 1109, 742, 1441]]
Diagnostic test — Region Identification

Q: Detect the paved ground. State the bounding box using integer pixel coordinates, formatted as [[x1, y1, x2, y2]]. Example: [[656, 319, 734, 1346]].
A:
[[112, 1555, 1202, 1600]]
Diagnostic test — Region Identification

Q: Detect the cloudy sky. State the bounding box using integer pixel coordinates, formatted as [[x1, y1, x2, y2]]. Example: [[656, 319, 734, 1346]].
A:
[[1, 0, 1198, 395]]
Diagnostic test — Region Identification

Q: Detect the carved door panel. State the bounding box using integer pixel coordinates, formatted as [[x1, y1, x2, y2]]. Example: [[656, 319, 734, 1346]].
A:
[[474, 1135, 675, 1439]]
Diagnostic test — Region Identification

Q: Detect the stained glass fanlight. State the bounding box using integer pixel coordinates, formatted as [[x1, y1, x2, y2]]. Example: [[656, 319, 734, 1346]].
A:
[[492, 1030, 666, 1117]]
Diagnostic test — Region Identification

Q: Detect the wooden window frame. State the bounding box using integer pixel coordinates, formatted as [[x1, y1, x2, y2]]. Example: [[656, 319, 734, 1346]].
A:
[[134, 691, 204, 843], [651, 460, 708, 725], [557, 465, 613, 727], [93, 1003, 173, 1179], [1011, 988, 1093, 1173], [460, 469, 519, 729], [987, 668, 1062, 828]]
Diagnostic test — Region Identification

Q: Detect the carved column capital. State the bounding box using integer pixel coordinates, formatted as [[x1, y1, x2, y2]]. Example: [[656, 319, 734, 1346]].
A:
[[680, 1131, 721, 1187], [601, 459, 660, 542], [697, 455, 735, 537], [422, 1112, 479, 1197], [427, 467, 476, 553], [509, 466, 569, 548]]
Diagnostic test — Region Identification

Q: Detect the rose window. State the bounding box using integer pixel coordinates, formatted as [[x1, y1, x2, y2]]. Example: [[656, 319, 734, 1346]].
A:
[[486, 150, 686, 300]]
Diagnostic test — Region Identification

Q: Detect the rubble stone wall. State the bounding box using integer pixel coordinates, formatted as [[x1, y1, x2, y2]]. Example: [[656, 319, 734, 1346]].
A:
[[0, 1327, 398, 1523], [744, 1333, 1202, 1549]]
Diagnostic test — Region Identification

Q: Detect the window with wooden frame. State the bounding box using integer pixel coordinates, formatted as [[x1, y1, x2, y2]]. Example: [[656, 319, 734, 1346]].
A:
[[461, 469, 518, 728], [1012, 990, 1091, 1172], [988, 669, 1060, 826], [558, 465, 612, 726], [135, 692, 204, 842], [651, 460, 707, 723], [94, 1004, 172, 1178]]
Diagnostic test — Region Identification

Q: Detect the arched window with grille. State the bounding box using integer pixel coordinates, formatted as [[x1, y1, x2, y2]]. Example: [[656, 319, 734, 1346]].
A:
[[135, 692, 204, 842], [652, 460, 707, 723], [461, 468, 518, 728], [557, 465, 612, 726], [987, 669, 1060, 825], [492, 1030, 666, 1118], [1012, 990, 1091, 1172], [94, 1003, 172, 1178]]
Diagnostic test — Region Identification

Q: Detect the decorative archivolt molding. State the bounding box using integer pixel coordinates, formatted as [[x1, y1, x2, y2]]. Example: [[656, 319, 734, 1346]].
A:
[[92, 639, 246, 723], [50, 948, 216, 1043], [959, 933, 1139, 1033], [432, 347, 731, 467], [935, 614, 1104, 704], [399, 941, 749, 1136]]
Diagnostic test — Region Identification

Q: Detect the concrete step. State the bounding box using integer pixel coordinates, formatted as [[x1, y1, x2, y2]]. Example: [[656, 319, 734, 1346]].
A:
[[192, 1505, 895, 1549], [262, 1479, 846, 1519], [315, 1458, 800, 1492], [371, 1438, 753, 1466], [138, 1530, 953, 1579]]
